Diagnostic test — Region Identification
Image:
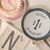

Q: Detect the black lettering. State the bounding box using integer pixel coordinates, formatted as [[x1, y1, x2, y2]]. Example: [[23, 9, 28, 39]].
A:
[[2, 31, 20, 50]]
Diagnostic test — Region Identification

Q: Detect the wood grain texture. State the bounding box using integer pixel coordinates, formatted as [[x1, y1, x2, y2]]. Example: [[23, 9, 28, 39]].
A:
[[35, 37, 50, 50], [0, 22, 30, 50]]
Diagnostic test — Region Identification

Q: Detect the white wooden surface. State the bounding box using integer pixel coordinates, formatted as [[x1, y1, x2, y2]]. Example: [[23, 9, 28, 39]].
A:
[[36, 37, 50, 50], [0, 22, 30, 50], [0, 0, 50, 50]]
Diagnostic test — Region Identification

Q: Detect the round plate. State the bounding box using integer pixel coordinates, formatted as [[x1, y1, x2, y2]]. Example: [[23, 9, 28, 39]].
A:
[[22, 8, 50, 40], [0, 0, 26, 21]]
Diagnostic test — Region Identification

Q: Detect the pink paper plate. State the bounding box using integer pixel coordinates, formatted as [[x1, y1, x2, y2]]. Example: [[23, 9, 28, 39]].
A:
[[0, 0, 26, 21]]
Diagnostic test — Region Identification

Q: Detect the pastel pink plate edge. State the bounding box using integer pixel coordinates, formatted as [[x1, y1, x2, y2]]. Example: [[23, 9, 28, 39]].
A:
[[0, 0, 26, 21]]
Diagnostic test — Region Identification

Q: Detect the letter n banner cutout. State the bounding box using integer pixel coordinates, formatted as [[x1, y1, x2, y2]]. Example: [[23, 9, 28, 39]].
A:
[[0, 22, 30, 50]]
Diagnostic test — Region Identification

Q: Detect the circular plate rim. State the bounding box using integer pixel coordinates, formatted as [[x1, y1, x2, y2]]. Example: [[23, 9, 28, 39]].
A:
[[22, 8, 50, 40]]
